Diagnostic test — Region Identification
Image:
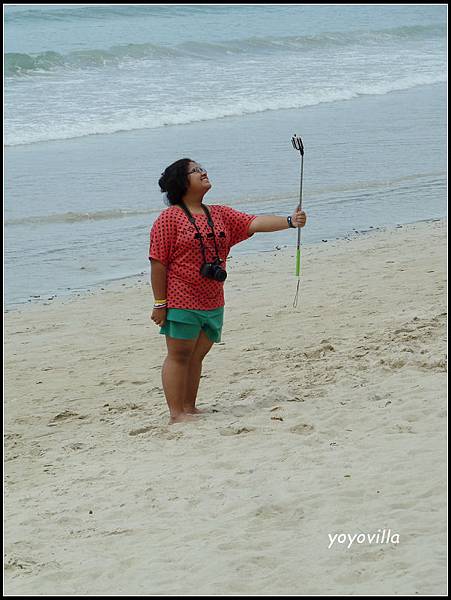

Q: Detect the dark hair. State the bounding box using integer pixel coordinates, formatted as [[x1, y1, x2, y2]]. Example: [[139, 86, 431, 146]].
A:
[[158, 158, 193, 206]]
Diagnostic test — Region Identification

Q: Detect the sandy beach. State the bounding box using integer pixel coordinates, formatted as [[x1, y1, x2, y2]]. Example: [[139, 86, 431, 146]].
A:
[[4, 219, 447, 595]]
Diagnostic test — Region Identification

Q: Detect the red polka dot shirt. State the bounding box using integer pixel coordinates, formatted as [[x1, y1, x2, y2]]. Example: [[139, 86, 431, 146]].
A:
[[149, 204, 257, 310]]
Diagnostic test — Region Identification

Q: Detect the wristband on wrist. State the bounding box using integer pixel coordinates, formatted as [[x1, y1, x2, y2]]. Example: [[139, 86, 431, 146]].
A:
[[154, 298, 167, 309], [287, 216, 296, 228]]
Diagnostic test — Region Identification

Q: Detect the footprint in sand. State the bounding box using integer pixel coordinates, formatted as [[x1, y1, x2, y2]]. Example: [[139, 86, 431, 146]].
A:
[[103, 403, 143, 414], [219, 425, 255, 436], [48, 411, 89, 426], [239, 388, 256, 399], [4, 555, 40, 575], [230, 405, 250, 417], [62, 442, 88, 452], [392, 424, 415, 434], [253, 394, 291, 408], [290, 423, 315, 435], [128, 425, 183, 440], [252, 503, 305, 524], [303, 342, 336, 359], [418, 357, 447, 372]]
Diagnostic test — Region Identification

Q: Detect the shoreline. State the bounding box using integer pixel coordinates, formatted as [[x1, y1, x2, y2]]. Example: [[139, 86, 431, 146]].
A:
[[5, 82, 447, 308], [4, 216, 446, 313]]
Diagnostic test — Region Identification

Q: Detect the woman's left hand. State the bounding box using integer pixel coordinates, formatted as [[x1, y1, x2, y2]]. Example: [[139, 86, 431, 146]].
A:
[[291, 208, 307, 227]]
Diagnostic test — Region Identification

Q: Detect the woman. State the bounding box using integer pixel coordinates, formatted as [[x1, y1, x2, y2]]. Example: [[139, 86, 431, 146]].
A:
[[149, 158, 307, 424]]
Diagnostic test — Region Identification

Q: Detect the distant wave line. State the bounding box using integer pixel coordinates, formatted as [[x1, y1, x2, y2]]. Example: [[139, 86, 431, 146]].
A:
[[4, 5, 228, 23], [5, 23, 446, 76], [5, 208, 158, 226], [6, 173, 445, 227]]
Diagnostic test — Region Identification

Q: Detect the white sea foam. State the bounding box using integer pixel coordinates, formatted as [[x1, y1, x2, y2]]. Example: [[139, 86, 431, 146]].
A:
[[5, 73, 446, 147]]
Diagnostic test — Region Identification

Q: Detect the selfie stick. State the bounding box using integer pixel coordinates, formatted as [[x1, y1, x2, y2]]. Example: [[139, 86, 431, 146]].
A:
[[291, 134, 304, 308]]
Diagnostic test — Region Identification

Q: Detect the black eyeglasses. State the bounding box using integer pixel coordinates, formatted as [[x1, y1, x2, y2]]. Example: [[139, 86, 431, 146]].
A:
[[186, 166, 207, 175]]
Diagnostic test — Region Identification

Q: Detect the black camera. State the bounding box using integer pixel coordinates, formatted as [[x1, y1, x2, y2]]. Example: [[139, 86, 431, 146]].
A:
[[200, 258, 227, 281]]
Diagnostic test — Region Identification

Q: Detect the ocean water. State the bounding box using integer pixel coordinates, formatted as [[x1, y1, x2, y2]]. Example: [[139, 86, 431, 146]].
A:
[[4, 5, 447, 306]]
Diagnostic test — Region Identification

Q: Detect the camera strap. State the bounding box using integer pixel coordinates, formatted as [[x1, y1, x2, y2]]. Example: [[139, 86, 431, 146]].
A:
[[178, 202, 222, 264]]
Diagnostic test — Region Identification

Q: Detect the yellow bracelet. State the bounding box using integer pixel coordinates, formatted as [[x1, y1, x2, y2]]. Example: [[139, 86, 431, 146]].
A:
[[154, 299, 167, 303]]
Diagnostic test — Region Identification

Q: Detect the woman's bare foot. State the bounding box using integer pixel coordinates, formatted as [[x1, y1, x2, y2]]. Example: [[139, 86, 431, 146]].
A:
[[183, 407, 206, 415], [168, 412, 198, 425]]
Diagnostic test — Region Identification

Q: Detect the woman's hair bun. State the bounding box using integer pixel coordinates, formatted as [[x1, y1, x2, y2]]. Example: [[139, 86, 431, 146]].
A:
[[158, 173, 168, 192], [158, 158, 193, 206]]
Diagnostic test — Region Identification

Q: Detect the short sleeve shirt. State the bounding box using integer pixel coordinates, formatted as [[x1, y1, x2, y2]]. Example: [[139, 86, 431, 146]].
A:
[[149, 204, 257, 310]]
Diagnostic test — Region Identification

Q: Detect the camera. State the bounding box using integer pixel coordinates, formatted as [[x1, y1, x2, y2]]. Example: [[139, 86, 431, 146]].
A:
[[200, 258, 227, 281]]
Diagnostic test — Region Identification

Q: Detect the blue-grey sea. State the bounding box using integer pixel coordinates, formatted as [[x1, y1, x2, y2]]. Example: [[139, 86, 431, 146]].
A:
[[4, 5, 447, 306]]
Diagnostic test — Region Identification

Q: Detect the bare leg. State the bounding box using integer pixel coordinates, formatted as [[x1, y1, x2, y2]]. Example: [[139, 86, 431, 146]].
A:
[[183, 329, 214, 414], [162, 336, 197, 424], [184, 359, 203, 414]]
